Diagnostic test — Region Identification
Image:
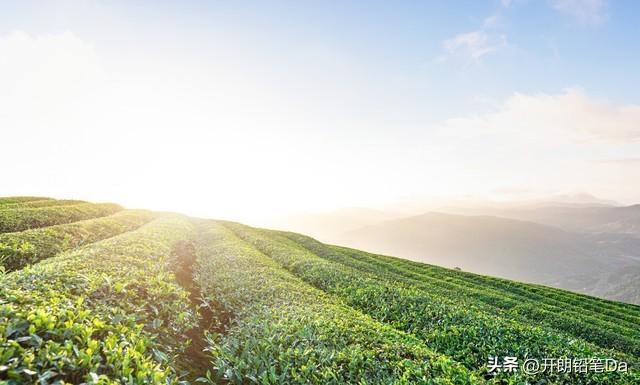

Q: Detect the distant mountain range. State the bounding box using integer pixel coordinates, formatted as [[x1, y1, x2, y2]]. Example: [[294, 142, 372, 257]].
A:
[[441, 204, 640, 235], [279, 203, 640, 305]]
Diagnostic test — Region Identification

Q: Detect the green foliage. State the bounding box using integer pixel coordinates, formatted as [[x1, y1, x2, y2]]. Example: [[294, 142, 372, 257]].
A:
[[0, 210, 155, 271], [195, 221, 482, 385], [279, 233, 640, 353], [0, 197, 48, 206], [0, 203, 122, 233], [0, 215, 199, 384], [223, 222, 640, 385], [327, 241, 640, 321], [0, 196, 638, 385], [0, 199, 87, 209], [323, 241, 640, 322]]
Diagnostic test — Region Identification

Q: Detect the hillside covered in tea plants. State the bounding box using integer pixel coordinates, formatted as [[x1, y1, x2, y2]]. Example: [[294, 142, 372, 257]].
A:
[[0, 197, 638, 384]]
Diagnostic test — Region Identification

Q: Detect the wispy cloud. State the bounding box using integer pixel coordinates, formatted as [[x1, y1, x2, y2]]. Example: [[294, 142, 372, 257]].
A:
[[442, 31, 506, 61], [482, 14, 501, 29], [428, 89, 640, 205], [441, 88, 640, 142], [440, 0, 608, 63], [439, 4, 510, 63], [550, 0, 609, 25]]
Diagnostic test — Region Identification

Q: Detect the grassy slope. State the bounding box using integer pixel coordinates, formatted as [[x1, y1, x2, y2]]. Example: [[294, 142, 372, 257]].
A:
[[194, 221, 481, 384], [0, 197, 48, 205], [0, 209, 156, 271], [278, 232, 640, 343], [0, 215, 199, 384], [221, 221, 639, 384], [0, 202, 123, 233], [0, 199, 86, 209], [1, 197, 638, 384]]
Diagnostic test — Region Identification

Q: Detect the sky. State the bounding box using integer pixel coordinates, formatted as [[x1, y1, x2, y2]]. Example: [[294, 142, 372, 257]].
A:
[[1, 0, 639, 224]]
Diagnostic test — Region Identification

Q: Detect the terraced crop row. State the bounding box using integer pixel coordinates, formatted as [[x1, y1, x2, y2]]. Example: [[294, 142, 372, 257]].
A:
[[0, 215, 199, 384], [333, 244, 640, 322], [277, 232, 640, 347], [0, 202, 122, 233], [321, 242, 640, 327], [0, 197, 47, 205], [0, 209, 155, 271], [0, 199, 86, 209], [1, 197, 637, 384], [194, 221, 482, 385], [223, 222, 639, 385]]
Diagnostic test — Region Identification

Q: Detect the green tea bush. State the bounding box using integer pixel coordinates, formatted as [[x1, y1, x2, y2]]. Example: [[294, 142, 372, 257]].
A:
[[0, 215, 199, 384], [195, 221, 482, 385], [0, 197, 47, 206], [225, 222, 639, 385], [1, 199, 86, 209], [0, 203, 122, 233], [0, 210, 155, 271], [279, 233, 640, 350]]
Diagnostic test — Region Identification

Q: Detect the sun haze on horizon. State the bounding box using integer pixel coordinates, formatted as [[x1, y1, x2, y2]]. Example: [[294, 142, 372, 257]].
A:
[[1, 0, 639, 225]]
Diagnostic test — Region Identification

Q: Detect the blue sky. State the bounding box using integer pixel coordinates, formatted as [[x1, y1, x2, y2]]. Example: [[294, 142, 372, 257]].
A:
[[3, 1, 638, 115], [1, 1, 639, 222]]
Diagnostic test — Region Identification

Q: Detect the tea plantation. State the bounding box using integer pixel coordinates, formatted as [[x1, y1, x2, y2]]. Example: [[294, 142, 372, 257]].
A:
[[0, 197, 637, 384]]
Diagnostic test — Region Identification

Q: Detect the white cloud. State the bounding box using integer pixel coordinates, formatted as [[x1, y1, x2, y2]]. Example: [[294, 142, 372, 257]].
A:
[[441, 88, 640, 141], [482, 14, 501, 29], [439, 5, 508, 63], [439, 0, 607, 64], [2, 28, 638, 215], [550, 0, 608, 25], [442, 30, 506, 61], [427, 89, 640, 204]]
